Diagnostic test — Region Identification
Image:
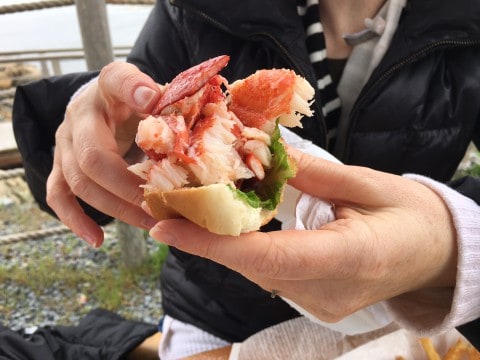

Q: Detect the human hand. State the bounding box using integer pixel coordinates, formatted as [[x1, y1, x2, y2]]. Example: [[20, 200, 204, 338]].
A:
[[149, 147, 458, 323], [46, 62, 161, 247]]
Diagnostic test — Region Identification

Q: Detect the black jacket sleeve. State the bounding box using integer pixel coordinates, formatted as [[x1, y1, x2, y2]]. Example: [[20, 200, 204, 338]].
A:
[[12, 71, 112, 225], [457, 318, 480, 350]]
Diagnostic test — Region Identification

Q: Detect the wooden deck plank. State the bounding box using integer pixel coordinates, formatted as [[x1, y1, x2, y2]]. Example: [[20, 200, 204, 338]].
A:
[[0, 122, 22, 168]]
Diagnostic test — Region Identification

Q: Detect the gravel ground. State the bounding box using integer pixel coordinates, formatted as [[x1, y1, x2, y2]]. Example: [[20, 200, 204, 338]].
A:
[[0, 174, 164, 331]]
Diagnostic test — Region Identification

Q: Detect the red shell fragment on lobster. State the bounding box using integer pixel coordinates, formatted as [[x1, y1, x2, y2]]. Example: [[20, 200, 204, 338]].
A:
[[152, 55, 230, 115]]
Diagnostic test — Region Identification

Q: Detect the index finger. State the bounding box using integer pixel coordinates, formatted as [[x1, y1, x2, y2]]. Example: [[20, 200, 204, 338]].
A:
[[62, 96, 147, 208], [150, 219, 361, 281]]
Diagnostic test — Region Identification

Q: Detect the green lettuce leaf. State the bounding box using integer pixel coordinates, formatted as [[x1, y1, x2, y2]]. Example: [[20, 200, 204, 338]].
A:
[[232, 123, 295, 210]]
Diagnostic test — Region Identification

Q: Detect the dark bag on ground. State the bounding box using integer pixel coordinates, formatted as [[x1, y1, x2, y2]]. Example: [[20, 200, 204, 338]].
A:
[[0, 308, 157, 360]]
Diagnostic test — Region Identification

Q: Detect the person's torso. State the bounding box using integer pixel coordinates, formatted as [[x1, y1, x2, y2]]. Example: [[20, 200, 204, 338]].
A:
[[128, 0, 480, 342]]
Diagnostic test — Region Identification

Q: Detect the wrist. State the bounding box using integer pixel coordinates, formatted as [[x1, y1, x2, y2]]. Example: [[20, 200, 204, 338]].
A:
[[386, 172, 480, 332], [405, 175, 458, 288]]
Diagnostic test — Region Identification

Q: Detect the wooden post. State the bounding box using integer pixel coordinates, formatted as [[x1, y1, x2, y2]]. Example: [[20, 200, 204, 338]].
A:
[[74, 0, 114, 70], [117, 221, 148, 269], [74, 0, 147, 267]]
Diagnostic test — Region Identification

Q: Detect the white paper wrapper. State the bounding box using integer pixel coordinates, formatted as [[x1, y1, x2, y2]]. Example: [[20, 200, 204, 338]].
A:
[[275, 126, 340, 229], [276, 126, 393, 335], [229, 320, 475, 360]]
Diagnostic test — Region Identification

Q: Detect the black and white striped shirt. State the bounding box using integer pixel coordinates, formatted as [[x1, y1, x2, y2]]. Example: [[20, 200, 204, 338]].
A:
[[297, 0, 342, 149]]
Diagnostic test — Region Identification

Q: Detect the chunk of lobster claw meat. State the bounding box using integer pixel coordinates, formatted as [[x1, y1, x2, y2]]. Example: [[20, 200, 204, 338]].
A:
[[152, 55, 230, 114]]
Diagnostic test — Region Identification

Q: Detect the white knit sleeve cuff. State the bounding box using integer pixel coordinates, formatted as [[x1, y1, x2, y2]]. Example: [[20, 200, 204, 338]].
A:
[[385, 174, 480, 335]]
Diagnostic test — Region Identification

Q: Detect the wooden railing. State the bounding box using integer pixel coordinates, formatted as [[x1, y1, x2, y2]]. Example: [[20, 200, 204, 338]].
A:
[[0, 0, 155, 15], [0, 46, 132, 77]]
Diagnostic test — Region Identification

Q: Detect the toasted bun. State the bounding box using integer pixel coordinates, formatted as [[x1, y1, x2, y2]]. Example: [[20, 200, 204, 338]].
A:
[[145, 183, 279, 236]]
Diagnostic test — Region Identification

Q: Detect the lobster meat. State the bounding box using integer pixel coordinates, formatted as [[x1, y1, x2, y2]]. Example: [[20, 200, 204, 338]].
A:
[[128, 55, 315, 235]]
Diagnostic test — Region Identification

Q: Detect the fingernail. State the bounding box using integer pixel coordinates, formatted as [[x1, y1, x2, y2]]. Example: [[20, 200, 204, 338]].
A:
[[149, 226, 177, 246], [83, 234, 101, 248], [134, 86, 156, 109]]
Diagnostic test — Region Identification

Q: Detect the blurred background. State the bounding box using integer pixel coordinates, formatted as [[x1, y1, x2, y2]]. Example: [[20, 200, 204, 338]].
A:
[[0, 0, 152, 73]]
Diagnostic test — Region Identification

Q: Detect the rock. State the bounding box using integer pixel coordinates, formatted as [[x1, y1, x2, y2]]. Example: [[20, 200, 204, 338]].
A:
[[0, 63, 41, 89], [0, 77, 12, 89], [0, 177, 31, 204]]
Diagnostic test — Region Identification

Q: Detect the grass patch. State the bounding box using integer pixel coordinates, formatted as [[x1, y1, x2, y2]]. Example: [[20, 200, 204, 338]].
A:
[[0, 242, 169, 313], [0, 173, 169, 325], [455, 161, 480, 178]]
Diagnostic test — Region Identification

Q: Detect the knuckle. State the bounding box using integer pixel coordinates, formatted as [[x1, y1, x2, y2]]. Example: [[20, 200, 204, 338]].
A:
[[248, 235, 287, 278], [46, 173, 63, 209], [68, 172, 90, 198], [130, 189, 146, 208], [112, 202, 132, 223], [54, 121, 69, 143], [324, 312, 348, 323], [100, 62, 139, 99], [98, 61, 119, 83], [64, 102, 76, 118], [321, 218, 365, 277], [190, 235, 223, 264], [76, 144, 102, 175], [46, 186, 59, 209], [317, 310, 342, 323], [200, 238, 217, 260], [319, 299, 359, 323], [119, 72, 140, 95]]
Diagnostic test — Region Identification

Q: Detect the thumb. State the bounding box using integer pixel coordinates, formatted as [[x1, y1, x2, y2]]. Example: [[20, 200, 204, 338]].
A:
[[98, 61, 161, 114], [287, 147, 394, 206]]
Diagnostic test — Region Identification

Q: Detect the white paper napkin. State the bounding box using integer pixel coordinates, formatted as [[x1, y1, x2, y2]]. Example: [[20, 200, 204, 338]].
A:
[[276, 126, 393, 335]]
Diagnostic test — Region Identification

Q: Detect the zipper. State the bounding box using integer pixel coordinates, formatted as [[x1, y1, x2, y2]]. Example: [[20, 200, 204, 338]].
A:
[[338, 38, 480, 159], [356, 39, 480, 108], [170, 0, 231, 34], [169, 0, 328, 146]]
